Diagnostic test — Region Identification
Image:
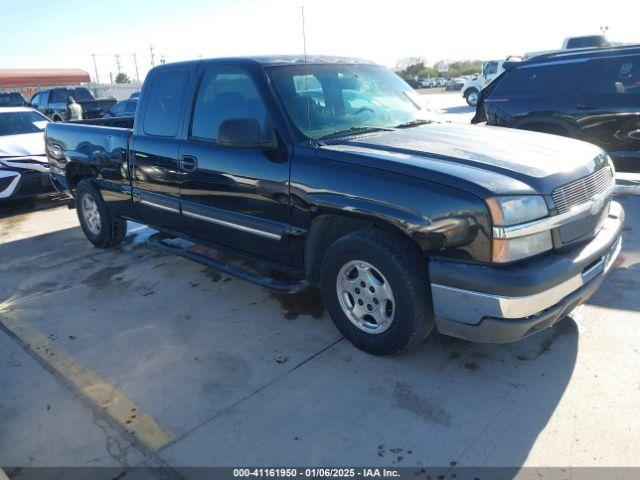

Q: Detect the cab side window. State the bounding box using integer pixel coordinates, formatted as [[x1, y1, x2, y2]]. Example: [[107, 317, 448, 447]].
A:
[[143, 70, 190, 137], [30, 93, 41, 108], [191, 69, 268, 141]]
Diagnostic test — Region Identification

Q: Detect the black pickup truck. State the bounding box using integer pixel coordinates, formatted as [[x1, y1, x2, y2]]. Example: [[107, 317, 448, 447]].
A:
[[30, 87, 117, 121], [45, 56, 623, 355]]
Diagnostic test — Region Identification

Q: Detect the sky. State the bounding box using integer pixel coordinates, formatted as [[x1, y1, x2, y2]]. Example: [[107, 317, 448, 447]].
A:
[[0, 0, 638, 84]]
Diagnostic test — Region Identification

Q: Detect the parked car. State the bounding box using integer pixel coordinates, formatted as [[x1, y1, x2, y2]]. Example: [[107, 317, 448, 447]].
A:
[[445, 77, 465, 91], [101, 98, 138, 118], [0, 92, 27, 107], [46, 55, 623, 355], [420, 78, 437, 88], [0, 107, 53, 200], [29, 87, 117, 121], [404, 78, 421, 89], [473, 44, 640, 171], [462, 59, 518, 106]]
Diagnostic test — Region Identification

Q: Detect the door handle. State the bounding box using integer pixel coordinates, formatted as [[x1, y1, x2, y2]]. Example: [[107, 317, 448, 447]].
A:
[[180, 155, 198, 172], [577, 103, 597, 110]]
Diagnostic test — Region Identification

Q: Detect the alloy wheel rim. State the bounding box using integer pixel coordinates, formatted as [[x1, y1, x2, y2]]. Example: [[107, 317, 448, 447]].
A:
[[336, 260, 395, 334], [81, 194, 101, 235]]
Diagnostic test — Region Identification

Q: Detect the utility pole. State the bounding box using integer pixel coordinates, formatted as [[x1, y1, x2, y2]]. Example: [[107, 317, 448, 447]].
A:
[[91, 54, 100, 84], [109, 72, 114, 85], [115, 54, 122, 75], [150, 45, 155, 67], [133, 52, 140, 83]]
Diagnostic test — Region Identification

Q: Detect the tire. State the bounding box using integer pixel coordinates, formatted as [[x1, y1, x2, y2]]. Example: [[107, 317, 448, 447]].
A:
[[320, 228, 434, 356], [75, 179, 127, 248], [465, 89, 479, 106]]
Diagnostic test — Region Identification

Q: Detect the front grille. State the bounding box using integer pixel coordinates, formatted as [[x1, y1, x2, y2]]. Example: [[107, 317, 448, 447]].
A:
[[552, 166, 613, 213], [557, 202, 610, 244], [552, 166, 614, 245]]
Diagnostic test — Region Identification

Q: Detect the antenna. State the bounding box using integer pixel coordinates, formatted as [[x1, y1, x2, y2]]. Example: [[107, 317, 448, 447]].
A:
[[301, 1, 310, 138]]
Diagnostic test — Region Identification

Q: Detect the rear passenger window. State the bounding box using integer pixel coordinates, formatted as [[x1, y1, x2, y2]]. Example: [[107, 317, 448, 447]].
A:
[[583, 56, 640, 96], [143, 70, 189, 137], [495, 62, 585, 96], [51, 90, 68, 103], [191, 69, 267, 141]]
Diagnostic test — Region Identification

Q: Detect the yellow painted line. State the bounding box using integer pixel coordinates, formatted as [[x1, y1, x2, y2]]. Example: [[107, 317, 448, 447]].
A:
[[0, 312, 176, 451]]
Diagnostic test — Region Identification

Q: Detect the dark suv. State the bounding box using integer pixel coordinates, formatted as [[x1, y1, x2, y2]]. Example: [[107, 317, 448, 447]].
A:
[[472, 45, 640, 171], [0, 92, 27, 107]]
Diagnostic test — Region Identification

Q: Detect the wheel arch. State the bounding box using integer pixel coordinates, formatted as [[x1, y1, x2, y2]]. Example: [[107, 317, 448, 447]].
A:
[[66, 162, 98, 194], [513, 117, 577, 138], [303, 212, 441, 286]]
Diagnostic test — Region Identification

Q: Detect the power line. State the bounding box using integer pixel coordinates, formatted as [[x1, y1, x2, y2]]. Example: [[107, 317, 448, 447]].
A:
[[92, 54, 100, 83], [115, 54, 122, 74], [150, 45, 155, 67], [133, 52, 140, 83]]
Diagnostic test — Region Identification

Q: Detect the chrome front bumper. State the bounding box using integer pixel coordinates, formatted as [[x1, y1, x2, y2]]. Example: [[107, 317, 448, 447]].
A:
[[430, 201, 624, 343]]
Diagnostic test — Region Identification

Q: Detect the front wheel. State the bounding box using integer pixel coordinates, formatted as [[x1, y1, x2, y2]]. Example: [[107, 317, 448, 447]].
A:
[[320, 229, 434, 355], [76, 179, 127, 248], [465, 89, 479, 106]]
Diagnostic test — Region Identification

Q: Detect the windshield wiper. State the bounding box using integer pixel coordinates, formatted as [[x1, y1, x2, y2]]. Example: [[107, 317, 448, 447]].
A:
[[319, 125, 396, 141], [394, 119, 434, 129]]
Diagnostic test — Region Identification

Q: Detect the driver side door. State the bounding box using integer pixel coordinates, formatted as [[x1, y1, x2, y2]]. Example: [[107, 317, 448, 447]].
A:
[[178, 65, 292, 264]]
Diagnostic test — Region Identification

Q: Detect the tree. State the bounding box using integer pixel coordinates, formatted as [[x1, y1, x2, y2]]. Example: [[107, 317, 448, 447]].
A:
[[115, 72, 131, 84], [395, 58, 484, 80]]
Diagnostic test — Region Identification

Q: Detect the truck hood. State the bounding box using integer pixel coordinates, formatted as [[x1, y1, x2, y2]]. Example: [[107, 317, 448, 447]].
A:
[[317, 123, 607, 197], [0, 132, 46, 158]]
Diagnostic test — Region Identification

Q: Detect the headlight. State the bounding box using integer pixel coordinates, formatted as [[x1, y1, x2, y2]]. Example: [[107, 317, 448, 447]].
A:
[[486, 195, 548, 226], [492, 231, 553, 263], [487, 195, 552, 263]]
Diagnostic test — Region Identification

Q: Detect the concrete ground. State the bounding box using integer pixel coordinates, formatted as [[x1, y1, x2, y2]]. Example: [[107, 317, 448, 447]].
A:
[[1, 96, 640, 479]]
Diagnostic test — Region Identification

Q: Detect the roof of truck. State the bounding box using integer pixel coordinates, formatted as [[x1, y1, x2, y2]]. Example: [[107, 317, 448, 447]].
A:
[[523, 44, 640, 65], [153, 55, 378, 70]]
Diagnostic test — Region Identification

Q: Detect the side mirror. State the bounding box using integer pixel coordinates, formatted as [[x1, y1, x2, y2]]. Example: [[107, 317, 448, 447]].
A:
[[217, 118, 276, 150]]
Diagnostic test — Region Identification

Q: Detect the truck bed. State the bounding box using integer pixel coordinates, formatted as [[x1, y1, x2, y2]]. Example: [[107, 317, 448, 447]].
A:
[[46, 118, 132, 161], [68, 116, 134, 129], [45, 118, 133, 203]]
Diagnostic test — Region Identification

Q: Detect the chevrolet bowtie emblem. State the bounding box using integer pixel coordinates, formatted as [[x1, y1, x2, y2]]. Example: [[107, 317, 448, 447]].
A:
[[590, 195, 605, 215]]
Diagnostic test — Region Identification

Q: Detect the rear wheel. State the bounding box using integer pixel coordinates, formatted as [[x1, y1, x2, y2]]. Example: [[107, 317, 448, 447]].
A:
[[76, 180, 126, 248], [320, 229, 434, 355]]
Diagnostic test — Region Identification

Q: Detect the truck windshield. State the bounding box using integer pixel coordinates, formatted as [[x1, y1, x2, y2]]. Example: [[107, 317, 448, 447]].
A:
[[268, 64, 437, 140], [0, 111, 49, 136]]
